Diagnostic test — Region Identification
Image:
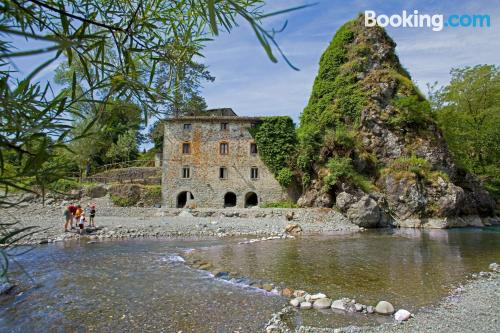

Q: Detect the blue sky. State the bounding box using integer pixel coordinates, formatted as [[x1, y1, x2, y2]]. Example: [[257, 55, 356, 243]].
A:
[[201, 0, 500, 122], [7, 0, 499, 126]]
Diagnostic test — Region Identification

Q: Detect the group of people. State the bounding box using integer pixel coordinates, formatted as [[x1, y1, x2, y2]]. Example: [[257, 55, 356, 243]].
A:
[[64, 203, 97, 234]]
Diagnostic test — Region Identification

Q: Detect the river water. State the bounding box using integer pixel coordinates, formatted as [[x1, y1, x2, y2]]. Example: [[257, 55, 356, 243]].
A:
[[1, 227, 499, 332]]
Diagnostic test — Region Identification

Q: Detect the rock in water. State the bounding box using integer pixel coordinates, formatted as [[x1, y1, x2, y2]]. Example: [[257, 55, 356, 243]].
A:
[[489, 263, 500, 273], [331, 298, 350, 311], [300, 302, 313, 310], [310, 293, 327, 300], [296, 14, 494, 224], [375, 301, 395, 315], [290, 298, 300, 307], [282, 287, 294, 298], [313, 298, 332, 309], [394, 309, 411, 321]]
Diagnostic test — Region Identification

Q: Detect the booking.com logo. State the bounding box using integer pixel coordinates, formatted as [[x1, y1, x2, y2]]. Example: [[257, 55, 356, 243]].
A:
[[365, 10, 491, 31]]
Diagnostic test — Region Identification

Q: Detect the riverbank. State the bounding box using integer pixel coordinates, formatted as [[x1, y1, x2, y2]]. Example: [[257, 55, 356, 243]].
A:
[[267, 265, 500, 333], [1, 197, 358, 245]]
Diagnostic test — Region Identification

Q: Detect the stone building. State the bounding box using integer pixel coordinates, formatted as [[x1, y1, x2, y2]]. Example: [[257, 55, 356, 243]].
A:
[[162, 108, 287, 208]]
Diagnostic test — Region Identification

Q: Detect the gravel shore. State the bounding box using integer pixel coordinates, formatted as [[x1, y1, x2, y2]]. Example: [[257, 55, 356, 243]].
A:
[[1, 196, 358, 244], [274, 270, 500, 333]]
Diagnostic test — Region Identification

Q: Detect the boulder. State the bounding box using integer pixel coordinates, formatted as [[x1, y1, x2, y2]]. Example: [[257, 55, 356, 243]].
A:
[[346, 195, 381, 228], [394, 309, 411, 321], [375, 301, 395, 315], [285, 223, 302, 235], [335, 192, 357, 212], [313, 298, 332, 309], [290, 298, 300, 307], [285, 212, 295, 221]]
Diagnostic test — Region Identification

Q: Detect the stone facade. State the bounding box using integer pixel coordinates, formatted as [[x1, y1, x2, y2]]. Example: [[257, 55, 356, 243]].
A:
[[162, 111, 287, 208]]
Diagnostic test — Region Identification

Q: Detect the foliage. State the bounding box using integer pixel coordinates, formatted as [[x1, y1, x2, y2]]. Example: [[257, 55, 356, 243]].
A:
[[384, 155, 432, 179], [142, 185, 162, 206], [429, 65, 500, 196], [276, 167, 294, 188], [389, 95, 433, 128], [297, 19, 369, 173], [106, 129, 139, 162], [110, 194, 138, 207], [323, 156, 374, 193], [260, 200, 298, 208], [48, 178, 81, 193], [251, 116, 298, 185]]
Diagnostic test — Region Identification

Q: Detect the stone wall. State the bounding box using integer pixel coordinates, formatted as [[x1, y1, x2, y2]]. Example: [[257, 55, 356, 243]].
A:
[[162, 117, 287, 208]]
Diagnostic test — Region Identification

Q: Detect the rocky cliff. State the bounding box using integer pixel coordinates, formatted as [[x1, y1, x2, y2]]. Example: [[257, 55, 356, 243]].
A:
[[296, 15, 495, 228]]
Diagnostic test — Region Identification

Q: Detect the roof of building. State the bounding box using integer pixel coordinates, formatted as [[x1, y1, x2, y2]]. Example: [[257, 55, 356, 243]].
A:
[[165, 108, 263, 122]]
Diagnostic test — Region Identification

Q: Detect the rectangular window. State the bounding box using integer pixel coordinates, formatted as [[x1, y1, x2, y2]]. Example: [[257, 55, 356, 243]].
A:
[[250, 143, 258, 154], [219, 167, 228, 179], [251, 167, 259, 180], [182, 142, 191, 154], [220, 142, 229, 155], [183, 123, 192, 130], [220, 123, 228, 131], [182, 167, 190, 179]]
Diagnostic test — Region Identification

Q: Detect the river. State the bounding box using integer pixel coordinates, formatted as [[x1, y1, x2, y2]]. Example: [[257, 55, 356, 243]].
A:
[[1, 227, 499, 332]]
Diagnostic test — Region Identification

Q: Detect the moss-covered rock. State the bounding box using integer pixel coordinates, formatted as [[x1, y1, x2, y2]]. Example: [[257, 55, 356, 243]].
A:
[[296, 14, 495, 224]]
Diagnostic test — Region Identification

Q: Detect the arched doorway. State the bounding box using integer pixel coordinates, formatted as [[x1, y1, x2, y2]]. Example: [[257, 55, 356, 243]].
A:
[[177, 191, 194, 208], [245, 192, 258, 208], [224, 192, 237, 208]]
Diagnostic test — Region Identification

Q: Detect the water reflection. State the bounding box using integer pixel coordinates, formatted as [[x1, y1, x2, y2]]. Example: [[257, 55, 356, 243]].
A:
[[0, 228, 499, 332]]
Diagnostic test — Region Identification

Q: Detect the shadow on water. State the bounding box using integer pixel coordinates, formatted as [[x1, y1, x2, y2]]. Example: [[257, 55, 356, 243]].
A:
[[0, 227, 499, 331]]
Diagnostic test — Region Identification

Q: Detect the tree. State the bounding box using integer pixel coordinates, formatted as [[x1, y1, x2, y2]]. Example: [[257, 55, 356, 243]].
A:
[[429, 65, 500, 196], [106, 129, 139, 163]]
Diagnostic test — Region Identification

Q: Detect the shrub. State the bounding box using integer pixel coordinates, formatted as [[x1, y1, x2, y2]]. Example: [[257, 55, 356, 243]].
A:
[[110, 194, 138, 207], [389, 95, 433, 128], [142, 185, 162, 206], [387, 155, 432, 178], [48, 178, 81, 193], [323, 156, 374, 192], [276, 168, 294, 188]]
